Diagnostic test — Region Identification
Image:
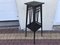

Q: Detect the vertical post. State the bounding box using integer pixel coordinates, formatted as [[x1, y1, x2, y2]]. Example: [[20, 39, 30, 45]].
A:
[[40, 5, 43, 36], [33, 7, 36, 44], [25, 5, 28, 37], [33, 7, 36, 22], [29, 10, 32, 24], [34, 32, 35, 44], [36, 12, 39, 22]]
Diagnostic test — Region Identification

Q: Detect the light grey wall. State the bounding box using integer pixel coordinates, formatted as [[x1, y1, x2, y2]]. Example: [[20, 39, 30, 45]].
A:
[[16, 0, 33, 30], [16, 0, 57, 30], [53, 0, 60, 25], [34, 0, 57, 30], [0, 0, 18, 21]]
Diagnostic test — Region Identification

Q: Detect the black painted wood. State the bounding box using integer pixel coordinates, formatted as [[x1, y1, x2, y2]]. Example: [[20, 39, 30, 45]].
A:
[[25, 1, 44, 7], [24, 1, 44, 44], [25, 5, 28, 37]]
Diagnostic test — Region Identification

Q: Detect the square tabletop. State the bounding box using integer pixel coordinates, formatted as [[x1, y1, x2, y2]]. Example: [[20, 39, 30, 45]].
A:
[[25, 1, 44, 7]]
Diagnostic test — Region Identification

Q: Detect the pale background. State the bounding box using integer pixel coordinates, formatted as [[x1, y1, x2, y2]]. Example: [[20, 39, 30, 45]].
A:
[[16, 0, 57, 30], [0, 0, 18, 20], [53, 0, 60, 25], [0, 0, 58, 30]]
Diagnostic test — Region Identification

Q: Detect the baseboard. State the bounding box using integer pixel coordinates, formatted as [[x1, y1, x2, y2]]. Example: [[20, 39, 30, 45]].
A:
[[21, 29, 60, 33], [0, 20, 20, 29]]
